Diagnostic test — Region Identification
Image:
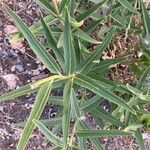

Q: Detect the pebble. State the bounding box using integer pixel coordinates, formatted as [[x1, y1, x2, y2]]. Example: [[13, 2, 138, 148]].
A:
[[32, 69, 40, 76], [15, 64, 24, 72]]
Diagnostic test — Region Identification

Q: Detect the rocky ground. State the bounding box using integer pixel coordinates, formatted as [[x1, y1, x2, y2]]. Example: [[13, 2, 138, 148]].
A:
[[0, 0, 150, 150]]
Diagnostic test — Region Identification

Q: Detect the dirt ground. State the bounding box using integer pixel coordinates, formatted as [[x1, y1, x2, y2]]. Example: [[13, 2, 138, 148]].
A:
[[0, 0, 150, 150]]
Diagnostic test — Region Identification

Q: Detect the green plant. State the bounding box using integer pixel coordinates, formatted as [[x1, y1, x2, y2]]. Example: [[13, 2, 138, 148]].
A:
[[1, 0, 150, 150]]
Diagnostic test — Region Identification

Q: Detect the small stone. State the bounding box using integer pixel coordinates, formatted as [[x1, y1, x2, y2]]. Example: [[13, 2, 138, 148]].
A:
[[1, 74, 19, 90], [32, 69, 40, 76], [11, 66, 16, 72], [15, 64, 24, 72]]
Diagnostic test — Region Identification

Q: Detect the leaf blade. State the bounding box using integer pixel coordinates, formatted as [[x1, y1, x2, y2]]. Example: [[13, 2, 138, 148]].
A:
[[74, 74, 136, 114], [4, 4, 61, 74]]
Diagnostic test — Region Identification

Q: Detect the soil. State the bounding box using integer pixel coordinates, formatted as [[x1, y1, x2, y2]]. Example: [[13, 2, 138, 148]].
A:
[[0, 1, 150, 150]]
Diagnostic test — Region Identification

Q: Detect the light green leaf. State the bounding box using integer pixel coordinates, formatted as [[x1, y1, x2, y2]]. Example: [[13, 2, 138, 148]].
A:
[[62, 80, 72, 148], [40, 14, 64, 65], [76, 0, 107, 21], [118, 0, 138, 13], [76, 129, 131, 137], [80, 27, 116, 73], [33, 120, 64, 147], [17, 81, 53, 150], [74, 74, 136, 114], [4, 4, 61, 74], [63, 7, 76, 74]]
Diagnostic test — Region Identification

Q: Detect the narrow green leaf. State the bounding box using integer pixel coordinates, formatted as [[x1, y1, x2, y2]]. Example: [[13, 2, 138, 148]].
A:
[[136, 66, 150, 89], [81, 95, 103, 111], [126, 84, 142, 95], [33, 120, 64, 147], [76, 0, 107, 21], [91, 57, 124, 71], [60, 0, 69, 12], [51, 146, 62, 150], [83, 18, 104, 33], [76, 129, 131, 137], [74, 29, 101, 44], [77, 120, 87, 150], [140, 0, 150, 35], [79, 120, 104, 150], [62, 80, 72, 147], [15, 117, 62, 128], [4, 4, 61, 74], [118, 0, 138, 13], [0, 85, 38, 102], [49, 96, 63, 106], [93, 108, 123, 127], [74, 74, 136, 114], [36, 0, 56, 16], [40, 117, 62, 127], [71, 88, 81, 118], [40, 14, 64, 65], [0, 79, 64, 102], [132, 116, 146, 150], [111, 11, 127, 27], [80, 28, 116, 73], [11, 15, 57, 42], [17, 81, 53, 150], [63, 8, 76, 74]]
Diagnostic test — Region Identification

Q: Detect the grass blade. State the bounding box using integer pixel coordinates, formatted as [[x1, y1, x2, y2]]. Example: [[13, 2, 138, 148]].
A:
[[74, 74, 136, 114], [76, 0, 107, 21], [76, 129, 131, 137], [33, 120, 64, 147], [17, 81, 53, 150], [62, 80, 72, 148], [63, 7, 76, 74], [80, 27, 116, 73], [4, 4, 61, 74]]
